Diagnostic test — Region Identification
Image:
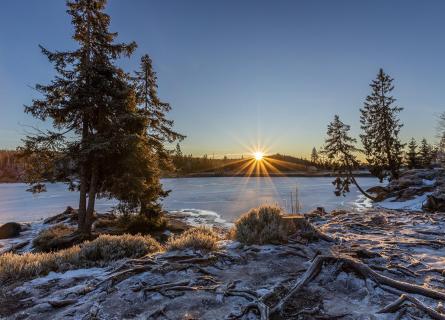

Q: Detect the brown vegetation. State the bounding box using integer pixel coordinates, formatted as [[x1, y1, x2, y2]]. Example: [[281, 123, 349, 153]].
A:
[[0, 234, 161, 283], [33, 224, 76, 252], [167, 226, 219, 252], [230, 205, 295, 245]]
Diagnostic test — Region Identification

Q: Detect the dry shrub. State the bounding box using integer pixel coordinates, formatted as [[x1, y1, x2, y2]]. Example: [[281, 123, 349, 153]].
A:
[[0, 246, 80, 283], [32, 224, 76, 251], [167, 226, 219, 252], [231, 205, 294, 245], [79, 234, 162, 261], [0, 234, 161, 284]]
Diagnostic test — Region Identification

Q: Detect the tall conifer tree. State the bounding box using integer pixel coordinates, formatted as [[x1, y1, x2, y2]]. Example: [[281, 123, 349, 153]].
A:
[[419, 138, 432, 168], [311, 147, 319, 164], [406, 138, 419, 169], [21, 0, 140, 235], [360, 69, 404, 181]]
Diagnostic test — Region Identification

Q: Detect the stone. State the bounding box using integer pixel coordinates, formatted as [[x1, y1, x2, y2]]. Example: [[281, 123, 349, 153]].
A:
[[423, 195, 445, 212], [0, 222, 21, 239]]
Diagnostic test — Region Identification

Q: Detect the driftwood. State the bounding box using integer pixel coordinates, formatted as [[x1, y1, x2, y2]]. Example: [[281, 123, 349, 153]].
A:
[[378, 294, 445, 320], [271, 254, 445, 316]]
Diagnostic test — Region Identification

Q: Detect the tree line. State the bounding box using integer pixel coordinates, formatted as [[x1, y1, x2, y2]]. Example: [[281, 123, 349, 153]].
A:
[[321, 68, 442, 199], [0, 150, 24, 182]]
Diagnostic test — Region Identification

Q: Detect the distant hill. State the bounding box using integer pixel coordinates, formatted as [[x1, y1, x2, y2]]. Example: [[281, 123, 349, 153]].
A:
[[172, 153, 320, 177]]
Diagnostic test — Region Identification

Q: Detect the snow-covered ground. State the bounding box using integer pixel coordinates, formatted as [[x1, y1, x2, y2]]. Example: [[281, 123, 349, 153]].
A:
[[376, 192, 432, 211], [3, 208, 445, 319]]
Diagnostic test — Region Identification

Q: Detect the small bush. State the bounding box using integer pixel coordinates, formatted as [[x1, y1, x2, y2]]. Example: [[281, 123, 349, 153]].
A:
[[33, 224, 76, 251], [0, 246, 80, 283], [0, 234, 161, 284], [231, 205, 294, 245], [79, 234, 162, 261], [167, 226, 219, 252], [118, 213, 166, 234]]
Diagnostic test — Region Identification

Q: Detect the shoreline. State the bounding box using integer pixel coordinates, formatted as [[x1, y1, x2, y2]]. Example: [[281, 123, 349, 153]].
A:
[[175, 171, 373, 178], [0, 171, 374, 183]]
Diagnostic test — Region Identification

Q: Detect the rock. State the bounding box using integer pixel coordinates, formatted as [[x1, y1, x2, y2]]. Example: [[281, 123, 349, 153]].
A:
[[0, 222, 21, 239], [44, 206, 78, 224], [165, 218, 190, 232], [396, 186, 435, 201], [331, 209, 348, 216], [366, 186, 390, 200], [423, 195, 445, 212], [48, 299, 77, 308], [306, 207, 327, 218], [369, 215, 387, 226]]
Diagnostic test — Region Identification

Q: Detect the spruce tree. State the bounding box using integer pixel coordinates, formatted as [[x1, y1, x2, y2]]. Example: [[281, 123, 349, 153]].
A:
[[134, 54, 185, 163], [127, 54, 185, 216], [311, 147, 319, 164], [21, 0, 137, 235], [419, 138, 432, 168], [406, 138, 419, 169], [323, 115, 376, 199], [174, 143, 184, 170], [360, 68, 404, 181]]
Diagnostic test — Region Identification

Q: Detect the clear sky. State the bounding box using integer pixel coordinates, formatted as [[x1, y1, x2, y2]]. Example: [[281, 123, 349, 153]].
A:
[[1, 0, 444, 158]]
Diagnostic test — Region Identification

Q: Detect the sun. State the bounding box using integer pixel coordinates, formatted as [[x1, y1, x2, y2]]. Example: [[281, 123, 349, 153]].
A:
[[253, 151, 264, 161]]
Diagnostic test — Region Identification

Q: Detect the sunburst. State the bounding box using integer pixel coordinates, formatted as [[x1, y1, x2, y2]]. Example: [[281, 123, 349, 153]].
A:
[[253, 151, 264, 161]]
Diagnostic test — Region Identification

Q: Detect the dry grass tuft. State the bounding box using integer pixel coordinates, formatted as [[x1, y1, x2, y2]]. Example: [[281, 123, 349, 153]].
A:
[[230, 205, 295, 245], [0, 246, 80, 283], [0, 234, 161, 284], [32, 224, 76, 252], [80, 234, 162, 262], [167, 226, 219, 252]]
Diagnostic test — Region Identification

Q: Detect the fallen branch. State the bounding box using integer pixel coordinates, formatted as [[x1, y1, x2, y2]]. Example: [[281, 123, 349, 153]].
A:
[[271, 255, 445, 315], [378, 294, 445, 320], [226, 289, 269, 320]]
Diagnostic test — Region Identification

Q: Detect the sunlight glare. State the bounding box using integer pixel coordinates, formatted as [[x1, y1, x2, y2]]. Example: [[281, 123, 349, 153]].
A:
[[253, 151, 264, 161]]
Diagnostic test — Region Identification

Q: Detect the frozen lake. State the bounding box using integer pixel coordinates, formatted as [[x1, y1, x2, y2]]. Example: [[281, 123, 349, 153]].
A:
[[0, 177, 381, 224]]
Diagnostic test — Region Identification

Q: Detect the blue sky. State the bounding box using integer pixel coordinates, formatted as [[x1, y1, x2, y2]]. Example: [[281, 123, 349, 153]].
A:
[[1, 0, 444, 158]]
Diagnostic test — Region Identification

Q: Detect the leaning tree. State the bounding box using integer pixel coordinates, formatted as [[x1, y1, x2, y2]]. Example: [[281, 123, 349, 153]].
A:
[[323, 115, 376, 200]]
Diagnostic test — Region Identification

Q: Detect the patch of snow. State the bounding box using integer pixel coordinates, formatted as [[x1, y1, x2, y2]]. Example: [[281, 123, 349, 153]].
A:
[[0, 221, 45, 254], [222, 240, 240, 250], [21, 267, 106, 288], [422, 178, 436, 186], [376, 192, 432, 211], [168, 208, 232, 228], [256, 288, 271, 296], [353, 195, 374, 211]]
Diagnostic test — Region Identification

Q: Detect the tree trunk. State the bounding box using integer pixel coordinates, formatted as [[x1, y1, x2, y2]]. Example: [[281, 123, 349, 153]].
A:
[[83, 162, 98, 235], [77, 121, 88, 231], [350, 173, 378, 201], [345, 157, 378, 201]]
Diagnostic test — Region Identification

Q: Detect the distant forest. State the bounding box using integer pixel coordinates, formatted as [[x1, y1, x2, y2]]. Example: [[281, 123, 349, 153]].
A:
[[0, 150, 24, 182], [1, 139, 437, 182], [171, 153, 320, 176], [0, 149, 324, 182]]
